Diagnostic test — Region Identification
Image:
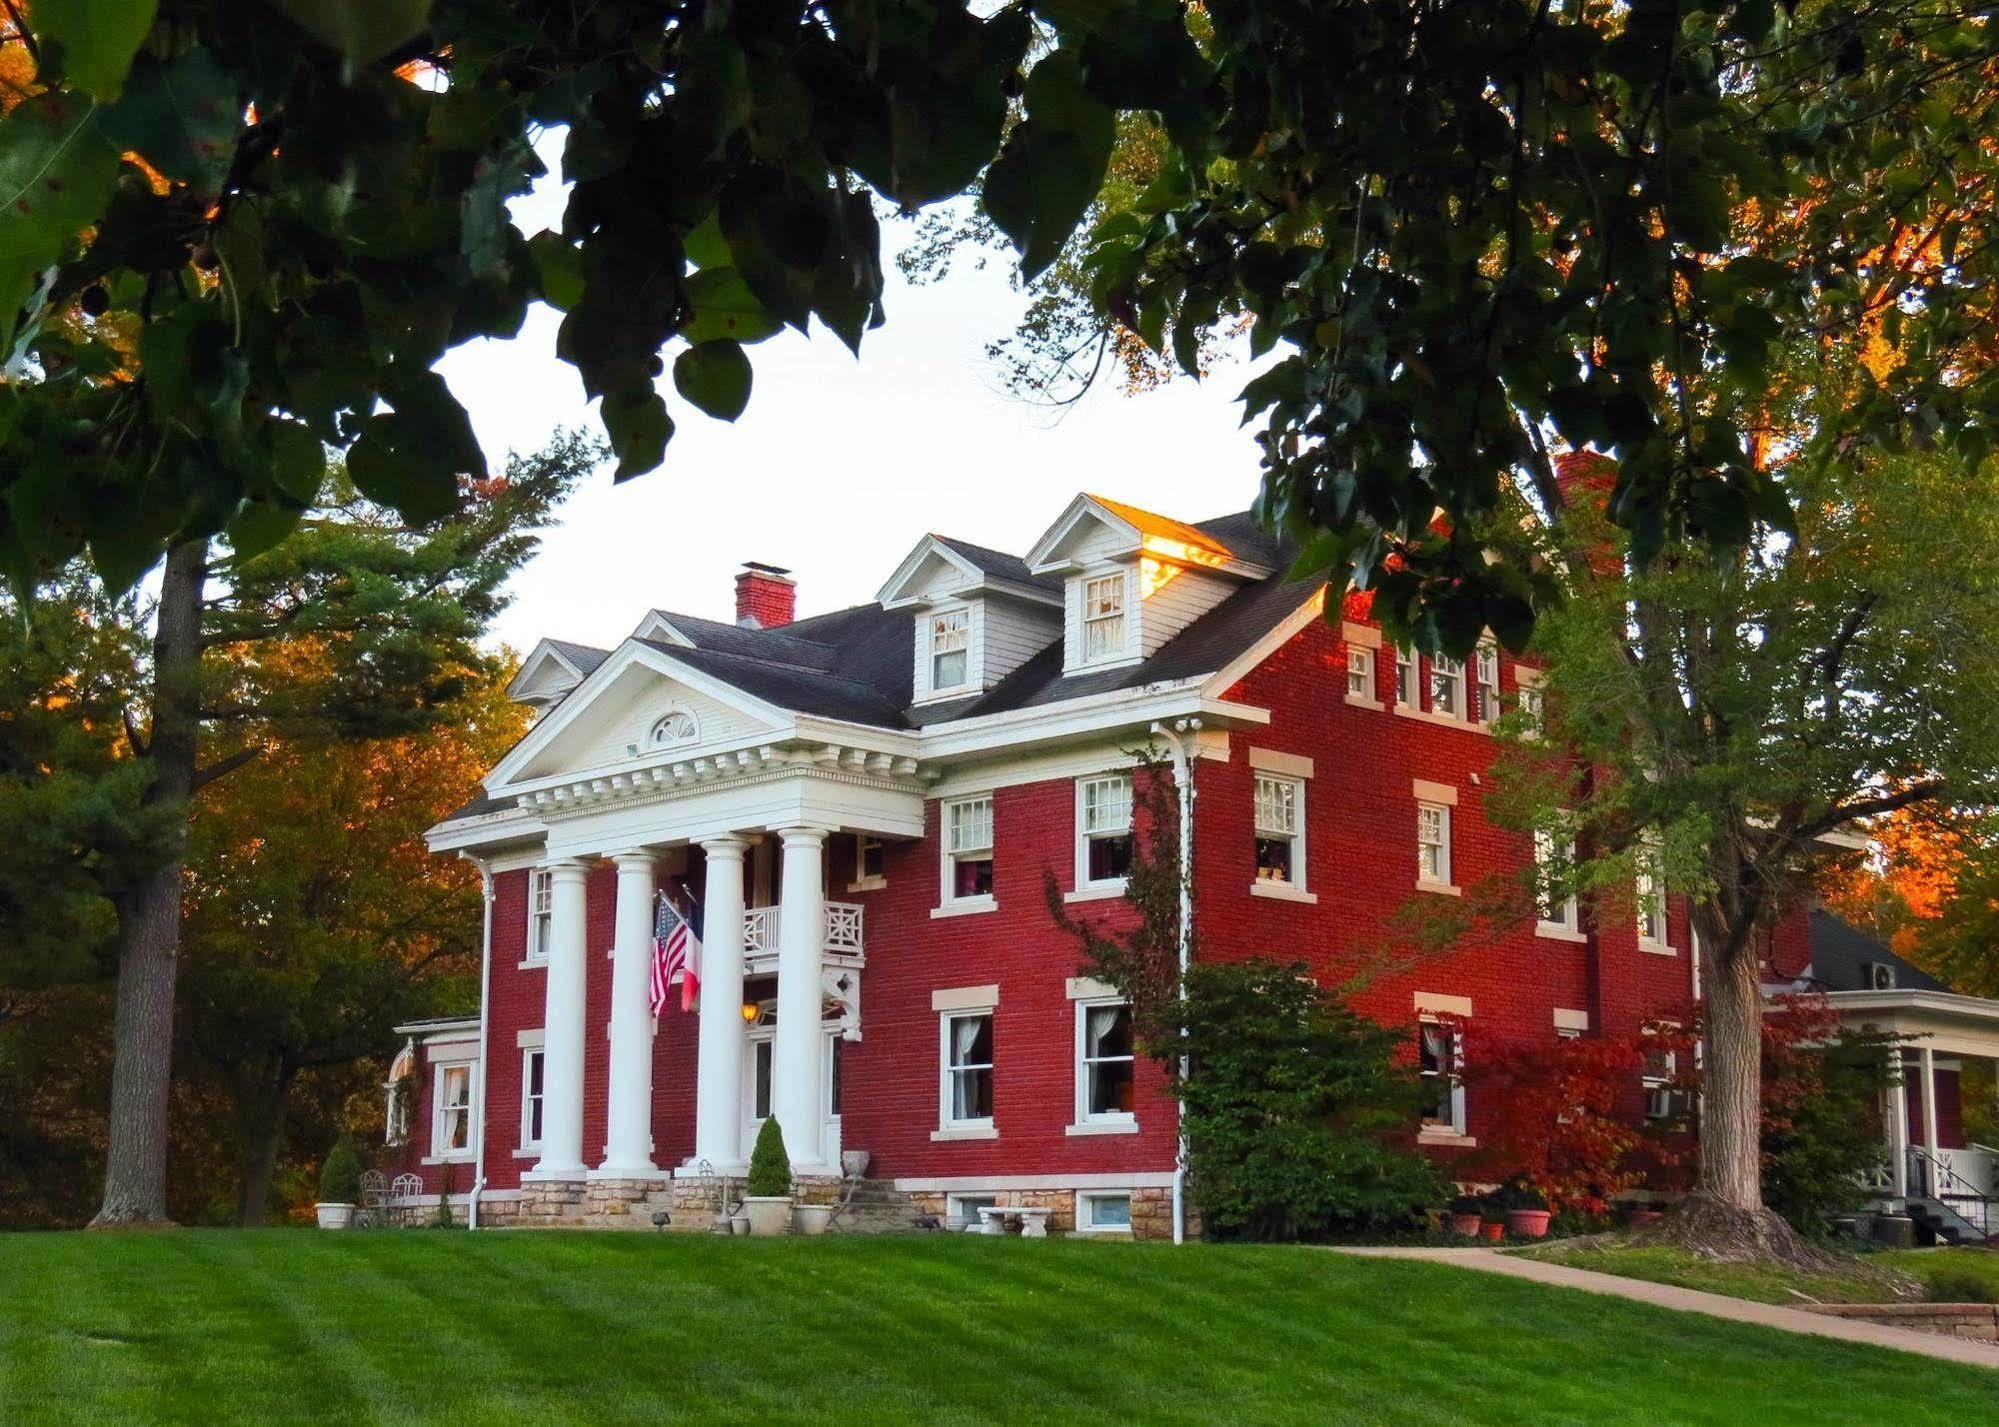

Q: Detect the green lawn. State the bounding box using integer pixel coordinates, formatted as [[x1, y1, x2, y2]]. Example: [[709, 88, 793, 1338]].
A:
[[1517, 1235, 1999, 1307], [0, 1232, 1993, 1425]]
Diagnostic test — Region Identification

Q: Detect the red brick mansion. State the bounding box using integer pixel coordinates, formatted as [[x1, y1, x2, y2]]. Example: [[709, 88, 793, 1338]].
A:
[[385, 492, 1999, 1239]]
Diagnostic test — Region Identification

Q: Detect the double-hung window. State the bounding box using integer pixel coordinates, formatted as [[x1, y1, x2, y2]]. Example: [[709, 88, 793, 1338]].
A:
[[1346, 645, 1375, 701], [1253, 773, 1304, 886], [1078, 775, 1133, 887], [1417, 802, 1452, 888], [1395, 645, 1416, 707], [526, 868, 553, 963], [434, 1062, 473, 1157], [942, 1012, 995, 1128], [943, 796, 995, 903], [1430, 654, 1466, 719], [1077, 1000, 1136, 1123], [1642, 1033, 1690, 1120], [520, 1048, 545, 1150], [1418, 1021, 1465, 1135], [1475, 643, 1500, 723], [1516, 676, 1545, 737], [1082, 573, 1127, 662], [1635, 841, 1668, 949], [929, 607, 971, 693], [1533, 826, 1579, 935]]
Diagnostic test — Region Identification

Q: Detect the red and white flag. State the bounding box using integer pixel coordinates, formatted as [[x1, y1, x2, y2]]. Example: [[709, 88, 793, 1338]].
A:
[[650, 890, 702, 1016]]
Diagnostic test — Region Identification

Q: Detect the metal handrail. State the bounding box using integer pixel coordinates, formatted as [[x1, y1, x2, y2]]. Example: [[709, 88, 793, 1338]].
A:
[[1908, 1146, 1996, 1238]]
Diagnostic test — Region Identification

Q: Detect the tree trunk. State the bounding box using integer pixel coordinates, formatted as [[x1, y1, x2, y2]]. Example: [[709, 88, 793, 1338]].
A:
[[1696, 924, 1764, 1211], [91, 538, 207, 1228], [235, 1062, 295, 1227]]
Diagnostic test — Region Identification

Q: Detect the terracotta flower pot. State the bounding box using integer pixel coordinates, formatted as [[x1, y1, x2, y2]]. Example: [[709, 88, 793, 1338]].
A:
[[1480, 1220, 1506, 1242], [1449, 1212, 1483, 1237], [1505, 1208, 1552, 1239]]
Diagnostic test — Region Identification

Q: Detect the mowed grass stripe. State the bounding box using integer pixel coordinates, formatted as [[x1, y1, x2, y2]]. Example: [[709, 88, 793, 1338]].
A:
[[1, 1231, 1994, 1427]]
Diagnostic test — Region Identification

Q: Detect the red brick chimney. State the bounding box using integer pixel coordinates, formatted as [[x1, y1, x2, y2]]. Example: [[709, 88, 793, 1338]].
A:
[[735, 562, 796, 629]]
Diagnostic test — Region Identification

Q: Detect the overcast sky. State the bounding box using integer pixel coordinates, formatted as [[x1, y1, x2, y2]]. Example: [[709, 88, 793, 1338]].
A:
[[437, 158, 1273, 655]]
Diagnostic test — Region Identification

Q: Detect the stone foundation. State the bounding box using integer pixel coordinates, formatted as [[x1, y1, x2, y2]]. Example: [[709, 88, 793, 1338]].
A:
[[905, 1186, 1183, 1239], [517, 1176, 587, 1223]]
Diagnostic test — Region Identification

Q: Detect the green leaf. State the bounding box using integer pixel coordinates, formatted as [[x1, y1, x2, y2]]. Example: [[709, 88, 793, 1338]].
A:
[[683, 212, 730, 271], [680, 266, 782, 345], [602, 385, 672, 480], [35, 0, 158, 101], [266, 420, 327, 504], [981, 51, 1116, 280], [528, 230, 584, 311], [271, 0, 434, 66], [347, 412, 457, 524], [224, 498, 305, 561], [672, 340, 751, 422], [0, 93, 119, 347]]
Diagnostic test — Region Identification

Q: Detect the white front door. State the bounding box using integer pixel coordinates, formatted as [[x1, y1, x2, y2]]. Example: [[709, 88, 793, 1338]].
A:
[[742, 1028, 841, 1167]]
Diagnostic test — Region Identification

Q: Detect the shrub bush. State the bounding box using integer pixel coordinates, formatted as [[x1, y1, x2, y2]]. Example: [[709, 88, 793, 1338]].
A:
[[1176, 959, 1448, 1241], [318, 1140, 362, 1205], [746, 1117, 792, 1197], [1925, 1269, 1996, 1305], [1762, 1004, 1895, 1235]]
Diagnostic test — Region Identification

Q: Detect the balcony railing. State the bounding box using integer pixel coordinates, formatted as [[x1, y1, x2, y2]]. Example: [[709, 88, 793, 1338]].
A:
[[743, 902, 865, 958]]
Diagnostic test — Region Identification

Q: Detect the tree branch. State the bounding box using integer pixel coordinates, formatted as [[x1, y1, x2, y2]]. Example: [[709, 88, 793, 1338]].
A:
[[191, 745, 263, 793], [1795, 782, 1946, 842]]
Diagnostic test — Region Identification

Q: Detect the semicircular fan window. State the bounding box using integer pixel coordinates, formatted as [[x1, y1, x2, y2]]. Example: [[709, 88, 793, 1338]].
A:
[[649, 709, 699, 749]]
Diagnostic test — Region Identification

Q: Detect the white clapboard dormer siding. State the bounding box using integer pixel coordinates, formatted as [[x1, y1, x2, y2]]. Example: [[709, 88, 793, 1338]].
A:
[[878, 535, 1063, 704], [1025, 494, 1272, 676]]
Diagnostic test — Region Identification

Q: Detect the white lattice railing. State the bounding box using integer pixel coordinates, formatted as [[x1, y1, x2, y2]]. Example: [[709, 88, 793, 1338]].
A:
[[741, 902, 865, 957]]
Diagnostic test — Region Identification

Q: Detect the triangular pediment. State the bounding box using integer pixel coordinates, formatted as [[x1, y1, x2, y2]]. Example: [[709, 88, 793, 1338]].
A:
[[1025, 495, 1142, 574], [877, 536, 983, 609], [487, 642, 790, 792]]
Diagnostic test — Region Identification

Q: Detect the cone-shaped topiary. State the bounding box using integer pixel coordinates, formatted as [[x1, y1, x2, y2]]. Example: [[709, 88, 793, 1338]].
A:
[[746, 1117, 792, 1197], [319, 1139, 363, 1204]]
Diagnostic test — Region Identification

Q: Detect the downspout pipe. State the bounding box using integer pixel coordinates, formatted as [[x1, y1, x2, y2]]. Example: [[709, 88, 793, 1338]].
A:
[[467, 858, 495, 1230], [1150, 717, 1200, 1246]]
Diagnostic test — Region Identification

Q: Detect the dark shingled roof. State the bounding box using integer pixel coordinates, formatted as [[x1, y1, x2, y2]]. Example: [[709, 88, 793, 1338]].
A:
[[440, 508, 1318, 826], [1806, 909, 1953, 994], [933, 535, 1063, 597]]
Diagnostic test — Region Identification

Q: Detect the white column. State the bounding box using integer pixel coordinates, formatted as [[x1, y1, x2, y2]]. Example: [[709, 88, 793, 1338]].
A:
[[1889, 1052, 1910, 1199], [533, 859, 591, 1177], [772, 826, 828, 1172], [692, 836, 749, 1170], [1921, 1046, 1942, 1191], [599, 851, 659, 1176]]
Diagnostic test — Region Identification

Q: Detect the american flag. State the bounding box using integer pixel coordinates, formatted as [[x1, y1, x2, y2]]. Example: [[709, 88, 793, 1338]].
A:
[[651, 889, 702, 1016]]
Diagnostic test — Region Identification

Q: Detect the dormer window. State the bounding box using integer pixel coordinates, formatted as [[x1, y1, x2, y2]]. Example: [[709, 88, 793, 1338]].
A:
[[649, 709, 699, 749], [930, 608, 972, 693], [1082, 574, 1127, 661]]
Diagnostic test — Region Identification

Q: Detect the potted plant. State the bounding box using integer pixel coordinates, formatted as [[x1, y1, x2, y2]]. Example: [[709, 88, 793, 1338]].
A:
[[1478, 1191, 1507, 1242], [1447, 1194, 1484, 1237], [316, 1139, 363, 1229], [1499, 1178, 1553, 1239], [743, 1118, 794, 1236]]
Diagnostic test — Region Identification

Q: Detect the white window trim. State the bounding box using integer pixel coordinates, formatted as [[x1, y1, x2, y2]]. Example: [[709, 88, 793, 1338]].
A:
[[945, 1192, 999, 1231], [935, 1003, 998, 1139], [1515, 667, 1547, 740], [521, 867, 553, 968], [1641, 1026, 1690, 1119], [1428, 652, 1468, 721], [1416, 800, 1459, 895], [1074, 1189, 1136, 1234], [429, 1058, 477, 1164], [1070, 995, 1138, 1134], [918, 602, 978, 703], [1417, 1017, 1473, 1146], [1345, 643, 1381, 710], [647, 707, 700, 750], [1636, 840, 1675, 954], [1533, 824, 1583, 941], [936, 794, 997, 915], [1250, 768, 1312, 901], [1078, 567, 1135, 669], [848, 834, 888, 893], [1474, 642, 1501, 725], [1071, 773, 1133, 897], [517, 1046, 545, 1156]]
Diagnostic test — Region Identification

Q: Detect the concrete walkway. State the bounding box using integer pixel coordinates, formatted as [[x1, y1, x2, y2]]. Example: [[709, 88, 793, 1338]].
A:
[[1331, 1246, 1999, 1370]]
